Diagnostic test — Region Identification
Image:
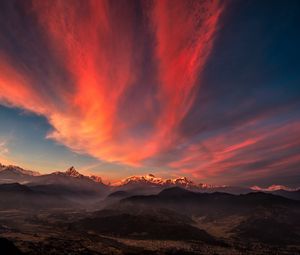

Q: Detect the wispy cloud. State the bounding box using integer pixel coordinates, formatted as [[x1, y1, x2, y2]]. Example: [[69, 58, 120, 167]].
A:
[[0, 0, 223, 166], [0, 0, 299, 186]]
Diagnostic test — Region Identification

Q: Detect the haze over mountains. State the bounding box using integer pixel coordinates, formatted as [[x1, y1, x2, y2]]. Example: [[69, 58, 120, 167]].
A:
[[1, 162, 300, 254], [0, 0, 299, 253], [1, 162, 298, 194], [1, 162, 300, 210]]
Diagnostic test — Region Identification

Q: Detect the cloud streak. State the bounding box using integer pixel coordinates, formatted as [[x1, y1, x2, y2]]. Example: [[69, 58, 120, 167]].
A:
[[170, 119, 300, 186], [0, 0, 223, 166], [1, 0, 299, 186]]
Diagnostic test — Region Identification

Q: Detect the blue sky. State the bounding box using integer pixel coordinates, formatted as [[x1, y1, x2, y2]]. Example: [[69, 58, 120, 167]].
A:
[[0, 0, 300, 187]]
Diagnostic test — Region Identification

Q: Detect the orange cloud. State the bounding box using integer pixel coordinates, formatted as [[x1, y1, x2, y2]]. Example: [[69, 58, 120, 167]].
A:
[[0, 0, 223, 166], [173, 120, 300, 184], [148, 0, 223, 151]]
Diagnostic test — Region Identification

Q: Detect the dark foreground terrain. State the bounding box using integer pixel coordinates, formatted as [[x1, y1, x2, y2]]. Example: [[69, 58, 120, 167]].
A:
[[0, 183, 300, 255]]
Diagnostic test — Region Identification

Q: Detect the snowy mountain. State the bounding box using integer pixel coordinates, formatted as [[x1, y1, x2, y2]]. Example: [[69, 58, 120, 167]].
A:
[[90, 175, 103, 183], [0, 164, 40, 176], [113, 174, 165, 186], [0, 163, 105, 185], [51, 166, 104, 184], [251, 184, 299, 192], [0, 163, 298, 197], [112, 173, 222, 190], [65, 166, 82, 177], [110, 174, 259, 195], [28, 167, 109, 199], [0, 164, 41, 183], [0, 164, 107, 198], [0, 164, 229, 191], [52, 166, 86, 178]]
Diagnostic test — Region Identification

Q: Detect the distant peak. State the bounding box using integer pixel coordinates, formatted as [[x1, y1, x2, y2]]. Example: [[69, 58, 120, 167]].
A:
[[117, 174, 165, 186], [65, 166, 81, 177], [173, 176, 192, 183], [113, 174, 198, 188], [251, 184, 297, 192], [63, 167, 105, 183], [90, 175, 103, 183], [0, 164, 40, 176]]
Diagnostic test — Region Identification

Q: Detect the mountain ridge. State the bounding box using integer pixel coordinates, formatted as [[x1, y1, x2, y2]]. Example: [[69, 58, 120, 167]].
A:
[[0, 162, 299, 194]]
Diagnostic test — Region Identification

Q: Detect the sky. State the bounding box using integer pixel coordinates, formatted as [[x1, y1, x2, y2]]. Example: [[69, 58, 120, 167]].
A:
[[0, 0, 300, 187]]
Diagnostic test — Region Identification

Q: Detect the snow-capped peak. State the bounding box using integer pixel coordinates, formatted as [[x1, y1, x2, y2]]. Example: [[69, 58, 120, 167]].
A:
[[51, 167, 106, 184], [198, 183, 227, 189], [171, 177, 194, 185], [89, 175, 103, 183], [251, 184, 297, 192], [113, 174, 198, 188], [65, 166, 81, 177], [117, 174, 165, 186], [111, 173, 230, 190], [0, 164, 40, 176]]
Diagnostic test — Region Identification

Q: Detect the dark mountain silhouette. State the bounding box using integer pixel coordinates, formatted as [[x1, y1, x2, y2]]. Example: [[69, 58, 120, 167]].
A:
[[30, 183, 105, 198], [234, 217, 300, 245], [88, 215, 215, 242], [117, 187, 300, 245], [107, 190, 131, 199], [124, 187, 300, 210], [0, 163, 299, 253], [271, 189, 300, 201], [0, 182, 33, 193], [73, 208, 222, 245], [121, 187, 300, 224]]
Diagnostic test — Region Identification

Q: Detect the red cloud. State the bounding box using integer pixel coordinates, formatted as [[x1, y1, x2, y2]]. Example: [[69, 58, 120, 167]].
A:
[[173, 120, 300, 184], [0, 0, 223, 166], [149, 0, 223, 149]]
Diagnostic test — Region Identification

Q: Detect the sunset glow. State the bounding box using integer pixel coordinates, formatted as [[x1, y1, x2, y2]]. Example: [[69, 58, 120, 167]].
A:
[[0, 0, 299, 187]]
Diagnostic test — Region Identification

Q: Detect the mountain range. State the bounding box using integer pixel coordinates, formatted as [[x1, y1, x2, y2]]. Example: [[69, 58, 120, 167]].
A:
[[0, 163, 299, 199], [67, 186, 300, 254], [1, 162, 300, 254]]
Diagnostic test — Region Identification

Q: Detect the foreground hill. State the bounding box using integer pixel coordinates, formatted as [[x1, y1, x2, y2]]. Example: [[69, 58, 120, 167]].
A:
[[122, 187, 300, 216], [73, 209, 221, 244], [0, 184, 299, 254], [114, 187, 300, 246]]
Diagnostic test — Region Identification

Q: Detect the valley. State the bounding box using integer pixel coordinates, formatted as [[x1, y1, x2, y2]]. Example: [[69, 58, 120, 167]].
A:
[[0, 164, 299, 254]]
